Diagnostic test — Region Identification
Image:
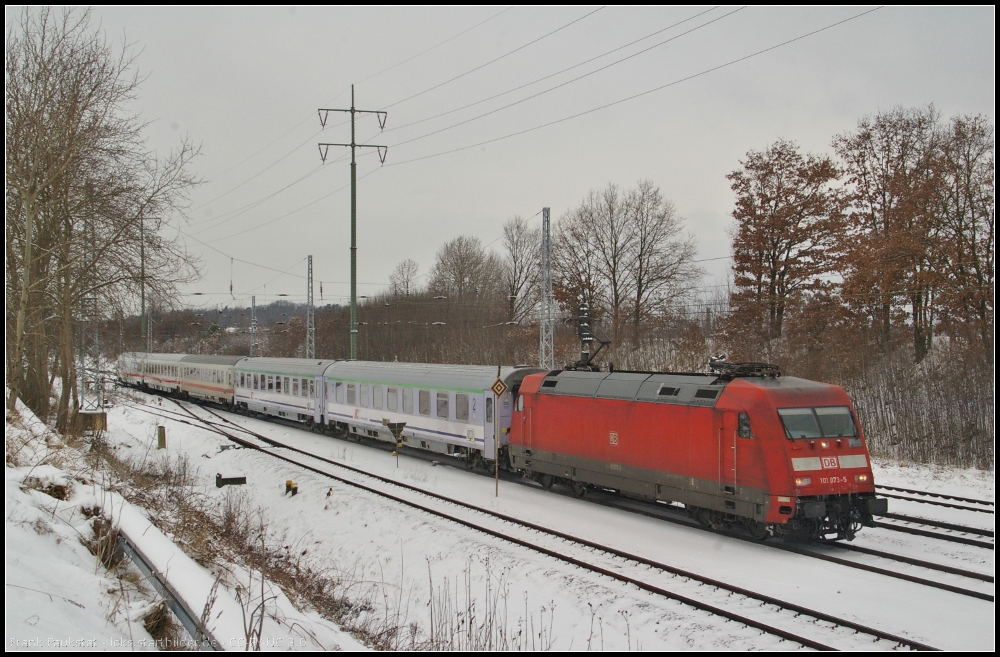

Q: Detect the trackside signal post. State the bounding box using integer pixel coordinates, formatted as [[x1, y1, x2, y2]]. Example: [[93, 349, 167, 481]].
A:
[[318, 85, 388, 360]]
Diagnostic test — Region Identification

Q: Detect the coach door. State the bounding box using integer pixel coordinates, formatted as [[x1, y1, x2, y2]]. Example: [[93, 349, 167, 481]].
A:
[[719, 411, 738, 495]]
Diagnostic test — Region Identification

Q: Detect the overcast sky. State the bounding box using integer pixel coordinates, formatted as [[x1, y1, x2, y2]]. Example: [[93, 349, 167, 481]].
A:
[[6, 6, 995, 311]]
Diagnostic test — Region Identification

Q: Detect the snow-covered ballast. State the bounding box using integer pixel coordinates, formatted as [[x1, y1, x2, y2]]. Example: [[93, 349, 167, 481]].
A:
[[322, 361, 542, 463], [233, 357, 332, 424]]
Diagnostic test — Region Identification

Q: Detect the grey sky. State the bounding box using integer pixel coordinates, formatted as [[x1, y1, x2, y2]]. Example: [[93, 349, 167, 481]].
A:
[[7, 6, 995, 310]]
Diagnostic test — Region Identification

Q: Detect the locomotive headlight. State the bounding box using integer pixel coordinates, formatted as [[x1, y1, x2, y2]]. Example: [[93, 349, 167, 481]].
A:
[[794, 477, 812, 487], [855, 474, 869, 483], [820, 441, 830, 449]]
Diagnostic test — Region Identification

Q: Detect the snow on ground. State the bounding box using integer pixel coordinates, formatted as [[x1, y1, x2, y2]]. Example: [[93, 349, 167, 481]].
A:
[[102, 392, 995, 651], [871, 457, 995, 503], [5, 401, 159, 651], [5, 398, 365, 652]]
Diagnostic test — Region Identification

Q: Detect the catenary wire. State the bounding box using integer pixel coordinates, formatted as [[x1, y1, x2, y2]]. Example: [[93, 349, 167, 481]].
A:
[[387, 7, 747, 150], [384, 7, 885, 167]]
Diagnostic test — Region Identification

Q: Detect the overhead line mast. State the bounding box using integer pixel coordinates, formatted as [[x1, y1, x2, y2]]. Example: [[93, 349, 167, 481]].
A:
[[318, 85, 387, 361]]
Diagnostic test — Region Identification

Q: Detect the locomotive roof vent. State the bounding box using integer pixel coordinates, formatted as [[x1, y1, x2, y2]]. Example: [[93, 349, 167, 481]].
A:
[[708, 356, 782, 380]]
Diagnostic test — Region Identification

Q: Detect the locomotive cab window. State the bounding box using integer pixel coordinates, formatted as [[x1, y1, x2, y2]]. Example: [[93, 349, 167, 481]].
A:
[[815, 406, 857, 437], [778, 406, 857, 440]]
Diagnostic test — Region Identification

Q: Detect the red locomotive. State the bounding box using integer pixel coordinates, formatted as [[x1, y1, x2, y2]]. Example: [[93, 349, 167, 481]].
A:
[[507, 359, 887, 541]]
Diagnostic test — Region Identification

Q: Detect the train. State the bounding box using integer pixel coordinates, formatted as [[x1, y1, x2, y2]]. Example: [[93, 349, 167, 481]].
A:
[[117, 351, 887, 541]]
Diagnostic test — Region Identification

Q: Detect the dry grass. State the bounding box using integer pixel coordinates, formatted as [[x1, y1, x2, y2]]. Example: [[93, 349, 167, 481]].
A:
[[87, 427, 560, 650]]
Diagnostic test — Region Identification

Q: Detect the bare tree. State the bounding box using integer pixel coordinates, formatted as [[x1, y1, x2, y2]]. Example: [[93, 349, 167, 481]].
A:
[[625, 180, 701, 345], [552, 209, 602, 315], [428, 236, 501, 302], [587, 184, 635, 337], [500, 216, 540, 322], [6, 7, 200, 424], [389, 258, 420, 297]]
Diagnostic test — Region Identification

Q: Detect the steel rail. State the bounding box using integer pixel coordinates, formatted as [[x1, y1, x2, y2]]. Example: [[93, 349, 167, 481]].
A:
[[877, 485, 994, 507], [878, 512, 994, 538], [871, 521, 995, 550], [160, 399, 940, 650], [878, 492, 993, 515]]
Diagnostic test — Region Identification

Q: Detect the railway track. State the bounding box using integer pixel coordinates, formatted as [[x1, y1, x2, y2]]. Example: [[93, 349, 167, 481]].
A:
[[877, 485, 994, 508], [128, 397, 940, 651], [128, 396, 994, 602]]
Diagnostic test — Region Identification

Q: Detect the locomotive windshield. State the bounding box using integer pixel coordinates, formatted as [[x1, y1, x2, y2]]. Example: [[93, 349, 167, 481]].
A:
[[778, 406, 857, 440]]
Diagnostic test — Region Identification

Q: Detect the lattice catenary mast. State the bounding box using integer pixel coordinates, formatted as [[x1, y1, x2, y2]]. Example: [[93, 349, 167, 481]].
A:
[[539, 207, 554, 370], [306, 255, 315, 359]]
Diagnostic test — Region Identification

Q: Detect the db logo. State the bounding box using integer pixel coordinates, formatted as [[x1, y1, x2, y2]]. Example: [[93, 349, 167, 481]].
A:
[[821, 456, 839, 469], [354, 409, 360, 419], [609, 432, 619, 446]]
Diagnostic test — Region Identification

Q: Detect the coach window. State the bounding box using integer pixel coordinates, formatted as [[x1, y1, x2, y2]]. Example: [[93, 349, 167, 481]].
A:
[[486, 398, 493, 423], [403, 388, 414, 414], [292, 379, 299, 396], [360, 384, 370, 408], [268, 375, 275, 391], [336, 382, 345, 404], [373, 385, 383, 410], [387, 387, 398, 412], [436, 391, 450, 419], [310, 380, 316, 398], [347, 383, 356, 405], [456, 394, 469, 422], [303, 379, 310, 398], [276, 376, 282, 393], [418, 390, 430, 416]]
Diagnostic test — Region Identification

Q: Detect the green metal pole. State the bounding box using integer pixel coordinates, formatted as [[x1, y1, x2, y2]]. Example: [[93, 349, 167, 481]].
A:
[[140, 217, 145, 352], [350, 85, 357, 361]]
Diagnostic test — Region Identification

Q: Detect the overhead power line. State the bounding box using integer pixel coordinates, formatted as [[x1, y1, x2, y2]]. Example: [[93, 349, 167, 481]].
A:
[[388, 7, 746, 149], [385, 6, 884, 167], [188, 9, 514, 215], [379, 6, 607, 111], [384, 6, 722, 134]]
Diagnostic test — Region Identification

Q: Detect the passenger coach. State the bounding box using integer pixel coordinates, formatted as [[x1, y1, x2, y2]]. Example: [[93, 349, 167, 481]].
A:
[[322, 361, 541, 462]]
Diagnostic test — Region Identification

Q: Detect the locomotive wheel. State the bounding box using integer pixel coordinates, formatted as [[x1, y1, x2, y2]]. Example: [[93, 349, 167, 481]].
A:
[[539, 474, 554, 489], [694, 507, 712, 527], [571, 481, 588, 498], [747, 520, 769, 541]]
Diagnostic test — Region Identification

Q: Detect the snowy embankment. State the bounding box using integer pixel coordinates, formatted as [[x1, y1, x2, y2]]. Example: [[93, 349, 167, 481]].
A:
[[5, 398, 364, 651]]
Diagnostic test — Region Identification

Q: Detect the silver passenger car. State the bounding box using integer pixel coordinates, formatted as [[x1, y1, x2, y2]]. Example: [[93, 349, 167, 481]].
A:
[[322, 362, 542, 460], [234, 357, 332, 424]]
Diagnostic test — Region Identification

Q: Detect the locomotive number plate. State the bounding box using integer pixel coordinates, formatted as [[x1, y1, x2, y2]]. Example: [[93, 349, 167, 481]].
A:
[[820, 456, 839, 469], [609, 431, 619, 446]]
